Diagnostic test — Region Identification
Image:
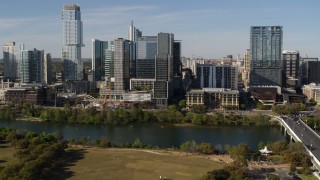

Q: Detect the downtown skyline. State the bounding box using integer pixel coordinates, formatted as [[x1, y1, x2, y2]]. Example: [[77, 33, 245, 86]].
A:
[[0, 0, 319, 59]]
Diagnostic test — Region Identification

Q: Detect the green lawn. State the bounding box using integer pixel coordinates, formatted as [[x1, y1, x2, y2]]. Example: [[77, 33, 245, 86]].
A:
[[0, 143, 16, 166], [65, 148, 225, 180]]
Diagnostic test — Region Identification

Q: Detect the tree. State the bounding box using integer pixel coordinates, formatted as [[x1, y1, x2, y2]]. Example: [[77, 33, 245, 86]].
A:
[[178, 99, 186, 109], [180, 140, 197, 152], [196, 143, 214, 154], [268, 141, 287, 155], [132, 138, 143, 148], [201, 169, 230, 180], [225, 144, 250, 167]]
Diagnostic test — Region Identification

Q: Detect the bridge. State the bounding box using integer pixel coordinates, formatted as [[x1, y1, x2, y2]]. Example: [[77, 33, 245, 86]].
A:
[[274, 115, 320, 171]]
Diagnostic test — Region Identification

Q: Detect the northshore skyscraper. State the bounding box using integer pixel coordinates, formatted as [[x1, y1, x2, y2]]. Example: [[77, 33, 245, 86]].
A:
[[62, 4, 84, 81], [250, 26, 283, 86]]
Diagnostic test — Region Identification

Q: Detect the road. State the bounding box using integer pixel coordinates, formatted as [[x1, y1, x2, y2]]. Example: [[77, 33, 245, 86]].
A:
[[281, 115, 320, 164]]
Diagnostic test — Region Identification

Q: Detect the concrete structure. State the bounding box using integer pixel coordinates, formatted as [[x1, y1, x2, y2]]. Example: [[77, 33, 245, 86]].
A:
[[275, 116, 320, 172], [44, 53, 52, 84], [250, 26, 283, 87], [3, 42, 18, 80], [300, 58, 320, 85], [130, 78, 155, 92], [92, 39, 108, 81], [21, 49, 44, 83], [283, 50, 299, 88], [113, 38, 130, 98], [186, 88, 239, 110], [302, 83, 320, 102], [185, 58, 205, 76], [3, 85, 46, 104], [251, 86, 281, 105], [196, 64, 238, 90], [62, 4, 84, 81], [122, 91, 152, 102], [243, 49, 250, 89]]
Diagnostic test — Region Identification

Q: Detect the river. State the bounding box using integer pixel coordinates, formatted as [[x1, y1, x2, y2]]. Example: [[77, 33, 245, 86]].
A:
[[0, 120, 286, 150]]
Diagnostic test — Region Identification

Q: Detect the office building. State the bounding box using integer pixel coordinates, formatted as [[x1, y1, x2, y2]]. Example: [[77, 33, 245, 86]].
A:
[[153, 33, 174, 107], [173, 41, 182, 96], [136, 36, 157, 79], [105, 42, 114, 78], [128, 21, 142, 78], [300, 58, 320, 85], [92, 39, 108, 81], [250, 26, 283, 87], [186, 88, 239, 110], [62, 4, 84, 81], [243, 49, 250, 88], [44, 53, 52, 84], [3, 42, 18, 80], [302, 83, 320, 102], [21, 49, 44, 83], [282, 50, 299, 88], [196, 64, 238, 90], [113, 38, 130, 98]]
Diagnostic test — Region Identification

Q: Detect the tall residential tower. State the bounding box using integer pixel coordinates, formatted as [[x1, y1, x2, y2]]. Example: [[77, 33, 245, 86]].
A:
[[250, 26, 283, 87], [62, 4, 84, 81]]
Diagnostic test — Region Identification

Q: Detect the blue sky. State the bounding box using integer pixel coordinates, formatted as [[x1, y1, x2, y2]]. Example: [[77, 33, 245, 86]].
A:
[[0, 0, 319, 59]]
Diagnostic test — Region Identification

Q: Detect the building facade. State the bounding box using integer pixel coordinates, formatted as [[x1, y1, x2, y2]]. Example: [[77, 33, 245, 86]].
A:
[[113, 38, 130, 98], [300, 58, 320, 85], [243, 49, 250, 88], [92, 39, 108, 81], [302, 83, 320, 102], [62, 4, 84, 81], [186, 88, 239, 110], [3, 42, 18, 80], [282, 50, 299, 88], [136, 36, 157, 79], [250, 26, 283, 87], [44, 53, 52, 84], [21, 49, 44, 83], [153, 33, 174, 107], [196, 64, 238, 90], [128, 21, 142, 78]]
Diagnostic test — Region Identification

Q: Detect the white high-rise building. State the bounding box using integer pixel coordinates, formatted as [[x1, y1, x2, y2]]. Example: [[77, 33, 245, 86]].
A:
[[62, 4, 84, 81], [3, 42, 24, 80], [3, 42, 17, 80]]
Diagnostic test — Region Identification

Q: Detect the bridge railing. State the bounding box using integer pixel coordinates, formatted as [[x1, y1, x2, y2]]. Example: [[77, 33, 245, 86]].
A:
[[274, 116, 320, 172]]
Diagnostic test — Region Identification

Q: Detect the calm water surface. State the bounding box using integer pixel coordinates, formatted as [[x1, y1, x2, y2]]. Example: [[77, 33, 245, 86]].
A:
[[0, 120, 286, 150]]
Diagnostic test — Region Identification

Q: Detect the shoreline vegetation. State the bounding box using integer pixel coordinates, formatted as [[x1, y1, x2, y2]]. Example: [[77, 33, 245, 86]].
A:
[[0, 103, 276, 127], [0, 128, 315, 179]]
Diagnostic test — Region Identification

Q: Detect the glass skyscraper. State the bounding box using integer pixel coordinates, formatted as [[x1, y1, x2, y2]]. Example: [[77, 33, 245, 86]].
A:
[[62, 4, 84, 81], [92, 39, 108, 81], [21, 49, 44, 83], [250, 26, 283, 86], [136, 36, 157, 79]]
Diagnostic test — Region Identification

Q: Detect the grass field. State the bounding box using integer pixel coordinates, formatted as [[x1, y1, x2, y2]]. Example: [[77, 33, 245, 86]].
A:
[[0, 143, 16, 166], [65, 148, 226, 180]]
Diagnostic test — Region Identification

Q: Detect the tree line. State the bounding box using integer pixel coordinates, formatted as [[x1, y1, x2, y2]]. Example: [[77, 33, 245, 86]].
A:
[[0, 103, 275, 127]]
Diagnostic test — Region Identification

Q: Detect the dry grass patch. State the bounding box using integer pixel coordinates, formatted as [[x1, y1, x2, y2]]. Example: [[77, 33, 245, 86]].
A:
[[66, 148, 226, 180]]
